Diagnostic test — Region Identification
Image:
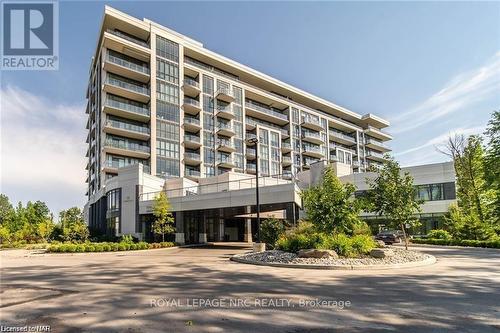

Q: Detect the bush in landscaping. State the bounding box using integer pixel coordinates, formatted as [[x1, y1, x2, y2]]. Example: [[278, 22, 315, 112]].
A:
[[427, 229, 452, 240], [260, 217, 286, 249], [412, 238, 500, 248], [117, 244, 126, 251], [351, 235, 377, 254]]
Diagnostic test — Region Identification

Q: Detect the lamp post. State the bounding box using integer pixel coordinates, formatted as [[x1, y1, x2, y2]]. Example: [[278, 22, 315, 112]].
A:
[[246, 136, 262, 248]]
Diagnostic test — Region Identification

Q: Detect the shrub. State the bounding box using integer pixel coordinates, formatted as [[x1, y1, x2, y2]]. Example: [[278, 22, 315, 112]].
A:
[[351, 235, 376, 254], [324, 234, 354, 257], [66, 244, 77, 253], [160, 242, 175, 248], [352, 221, 372, 236], [137, 242, 149, 250], [129, 244, 137, 251], [260, 218, 286, 249], [85, 244, 96, 252], [102, 244, 111, 252], [117, 244, 126, 251], [75, 244, 85, 252], [427, 229, 452, 240], [94, 244, 104, 252], [120, 234, 134, 244]]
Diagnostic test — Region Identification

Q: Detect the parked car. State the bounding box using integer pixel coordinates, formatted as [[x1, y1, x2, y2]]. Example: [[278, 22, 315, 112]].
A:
[[375, 230, 405, 245]]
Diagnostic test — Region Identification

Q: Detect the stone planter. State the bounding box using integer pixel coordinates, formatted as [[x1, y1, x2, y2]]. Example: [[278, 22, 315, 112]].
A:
[[252, 243, 266, 252]]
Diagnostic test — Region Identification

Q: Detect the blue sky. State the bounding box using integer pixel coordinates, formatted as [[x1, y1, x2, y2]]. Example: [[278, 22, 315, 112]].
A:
[[1, 1, 499, 216]]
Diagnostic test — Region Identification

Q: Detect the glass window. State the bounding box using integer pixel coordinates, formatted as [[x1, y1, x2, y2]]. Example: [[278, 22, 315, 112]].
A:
[[271, 162, 280, 176], [156, 36, 179, 62], [157, 121, 179, 140], [157, 100, 180, 122], [259, 129, 269, 145], [156, 139, 179, 159], [233, 86, 242, 105], [417, 185, 431, 201], [292, 108, 299, 123], [204, 147, 214, 164], [270, 132, 279, 147], [430, 184, 443, 201], [203, 75, 214, 95], [157, 59, 179, 84], [156, 157, 179, 177], [157, 80, 179, 105]]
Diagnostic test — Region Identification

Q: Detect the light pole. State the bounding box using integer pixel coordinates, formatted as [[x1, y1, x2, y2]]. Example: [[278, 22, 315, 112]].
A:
[[246, 137, 261, 245]]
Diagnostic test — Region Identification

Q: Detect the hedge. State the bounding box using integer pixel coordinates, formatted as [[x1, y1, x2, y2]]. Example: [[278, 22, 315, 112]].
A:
[[46, 241, 176, 253], [411, 238, 500, 249]]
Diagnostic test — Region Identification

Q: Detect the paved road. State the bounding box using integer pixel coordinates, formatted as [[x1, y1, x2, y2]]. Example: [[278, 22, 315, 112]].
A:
[[1, 244, 499, 333]]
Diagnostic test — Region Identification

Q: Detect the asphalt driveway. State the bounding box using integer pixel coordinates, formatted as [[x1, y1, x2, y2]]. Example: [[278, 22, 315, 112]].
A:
[[0, 244, 499, 333]]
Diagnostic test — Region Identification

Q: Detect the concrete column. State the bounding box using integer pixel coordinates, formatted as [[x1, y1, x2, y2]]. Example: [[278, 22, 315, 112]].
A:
[[175, 211, 185, 245], [199, 211, 207, 243], [244, 219, 252, 243]]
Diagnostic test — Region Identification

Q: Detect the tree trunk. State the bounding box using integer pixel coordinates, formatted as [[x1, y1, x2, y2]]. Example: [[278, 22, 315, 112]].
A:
[[400, 222, 409, 250], [162, 233, 165, 242]]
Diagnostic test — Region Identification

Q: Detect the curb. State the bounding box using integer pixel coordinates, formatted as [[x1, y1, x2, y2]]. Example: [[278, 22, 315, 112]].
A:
[[230, 253, 437, 270]]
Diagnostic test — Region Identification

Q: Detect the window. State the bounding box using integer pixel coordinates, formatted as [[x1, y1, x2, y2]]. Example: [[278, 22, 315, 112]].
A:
[[157, 59, 179, 84], [203, 130, 214, 147], [157, 100, 180, 122], [157, 80, 179, 104], [233, 86, 242, 105], [156, 36, 179, 62], [233, 105, 242, 121], [203, 75, 214, 95], [156, 139, 179, 159], [156, 157, 179, 177], [203, 95, 213, 112], [271, 162, 280, 176], [204, 148, 214, 164], [270, 132, 279, 147], [292, 108, 299, 123], [259, 129, 269, 145], [157, 121, 179, 140]]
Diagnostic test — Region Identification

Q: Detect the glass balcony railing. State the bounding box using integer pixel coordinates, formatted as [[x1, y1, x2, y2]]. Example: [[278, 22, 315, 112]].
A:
[[106, 53, 149, 74], [217, 122, 234, 132], [367, 151, 385, 159], [282, 156, 292, 163], [218, 139, 234, 148], [104, 139, 150, 153], [217, 156, 235, 165], [185, 169, 201, 177], [301, 117, 321, 127], [247, 163, 256, 171], [184, 97, 201, 108], [216, 105, 234, 115], [245, 101, 288, 121], [302, 132, 322, 140], [106, 29, 149, 48], [104, 97, 150, 117], [366, 138, 389, 149], [281, 142, 292, 150], [105, 160, 150, 173], [184, 117, 200, 126], [330, 131, 356, 143], [184, 78, 200, 88], [184, 134, 201, 143], [106, 119, 150, 134], [216, 87, 235, 98], [184, 152, 201, 161], [106, 75, 149, 96], [303, 145, 323, 154]]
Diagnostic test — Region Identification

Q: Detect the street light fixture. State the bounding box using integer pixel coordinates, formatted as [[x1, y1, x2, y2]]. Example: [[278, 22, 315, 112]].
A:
[[246, 136, 261, 246]]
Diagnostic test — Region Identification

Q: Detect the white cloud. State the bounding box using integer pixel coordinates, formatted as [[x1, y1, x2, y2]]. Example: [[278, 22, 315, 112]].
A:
[[0, 85, 87, 214], [395, 125, 486, 167], [390, 51, 500, 134]]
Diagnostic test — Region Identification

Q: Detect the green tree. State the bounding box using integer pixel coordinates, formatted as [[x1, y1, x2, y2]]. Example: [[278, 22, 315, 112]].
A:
[[260, 217, 286, 249], [484, 110, 500, 227], [152, 192, 175, 242], [37, 219, 55, 243], [59, 207, 84, 229], [0, 194, 14, 226], [302, 165, 362, 235], [59, 207, 89, 242], [366, 157, 422, 249]]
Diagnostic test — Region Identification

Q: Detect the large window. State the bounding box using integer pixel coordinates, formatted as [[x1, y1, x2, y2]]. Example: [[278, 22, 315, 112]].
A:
[[106, 188, 121, 233], [157, 80, 179, 105], [157, 59, 179, 84], [156, 36, 179, 62], [156, 121, 179, 140], [156, 139, 179, 159], [415, 183, 456, 201], [156, 157, 179, 177], [203, 75, 214, 95], [157, 101, 180, 122]]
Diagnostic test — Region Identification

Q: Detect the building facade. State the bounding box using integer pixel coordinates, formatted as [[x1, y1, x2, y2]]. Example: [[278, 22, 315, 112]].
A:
[[86, 7, 459, 243], [86, 6, 392, 200]]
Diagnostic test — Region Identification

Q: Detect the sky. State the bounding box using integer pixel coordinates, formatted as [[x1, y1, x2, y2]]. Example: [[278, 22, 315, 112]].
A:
[[1, 1, 499, 217]]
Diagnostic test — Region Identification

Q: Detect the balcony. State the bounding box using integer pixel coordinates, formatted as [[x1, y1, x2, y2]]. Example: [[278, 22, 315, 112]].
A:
[[302, 132, 324, 145], [103, 29, 150, 62], [216, 123, 235, 137], [302, 145, 324, 158], [245, 101, 289, 126], [217, 139, 237, 153], [184, 134, 202, 149], [103, 119, 150, 140], [185, 168, 201, 179], [217, 157, 236, 168], [216, 105, 235, 120], [246, 148, 256, 160], [103, 96, 150, 122], [183, 116, 201, 132], [281, 142, 292, 153], [184, 152, 202, 166], [301, 117, 323, 132], [246, 163, 256, 174], [364, 125, 393, 141], [245, 118, 258, 130], [103, 139, 150, 159], [365, 138, 391, 152], [104, 52, 150, 83], [183, 78, 201, 97], [215, 87, 235, 103], [103, 161, 150, 174], [103, 74, 150, 103], [282, 156, 292, 166], [366, 150, 388, 162], [329, 131, 356, 145], [282, 171, 293, 180], [183, 97, 202, 115]]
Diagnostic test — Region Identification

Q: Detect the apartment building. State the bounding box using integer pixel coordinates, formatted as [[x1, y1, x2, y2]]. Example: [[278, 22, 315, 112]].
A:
[[85, 6, 394, 242], [86, 6, 392, 199]]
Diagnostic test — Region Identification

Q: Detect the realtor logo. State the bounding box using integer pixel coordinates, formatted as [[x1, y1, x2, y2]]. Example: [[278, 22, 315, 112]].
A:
[[1, 1, 59, 70]]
